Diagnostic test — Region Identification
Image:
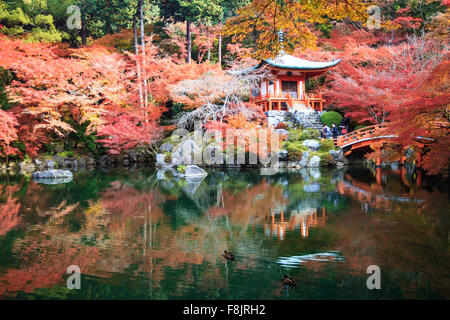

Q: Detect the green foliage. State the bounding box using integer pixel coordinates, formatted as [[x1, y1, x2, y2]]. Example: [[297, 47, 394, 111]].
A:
[[284, 141, 308, 161], [310, 151, 335, 166], [316, 22, 333, 38], [177, 164, 186, 173], [34, 13, 53, 27], [354, 125, 368, 131], [321, 111, 343, 127], [26, 26, 64, 43], [318, 152, 334, 166], [0, 0, 65, 43], [319, 139, 335, 152], [288, 128, 320, 141], [57, 150, 74, 158]]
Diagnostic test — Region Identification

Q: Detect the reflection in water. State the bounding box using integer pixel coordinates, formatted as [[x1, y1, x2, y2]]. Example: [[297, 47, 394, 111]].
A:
[[276, 251, 345, 268], [0, 166, 448, 299]]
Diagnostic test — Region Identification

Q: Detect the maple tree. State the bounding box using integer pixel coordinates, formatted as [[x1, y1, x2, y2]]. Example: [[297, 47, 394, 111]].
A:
[[0, 108, 18, 157], [224, 0, 369, 58]]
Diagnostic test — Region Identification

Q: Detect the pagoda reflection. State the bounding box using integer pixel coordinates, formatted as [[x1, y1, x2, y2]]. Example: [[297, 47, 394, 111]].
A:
[[264, 207, 326, 240]]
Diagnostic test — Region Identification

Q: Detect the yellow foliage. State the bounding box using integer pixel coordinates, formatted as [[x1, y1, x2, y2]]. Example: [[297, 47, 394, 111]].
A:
[[224, 0, 370, 59]]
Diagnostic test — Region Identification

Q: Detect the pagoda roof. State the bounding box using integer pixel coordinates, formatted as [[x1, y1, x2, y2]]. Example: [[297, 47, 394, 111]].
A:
[[259, 52, 341, 70], [227, 52, 341, 76]]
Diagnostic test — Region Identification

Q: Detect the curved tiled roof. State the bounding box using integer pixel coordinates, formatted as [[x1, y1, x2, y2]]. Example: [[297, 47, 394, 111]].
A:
[[260, 52, 341, 70]]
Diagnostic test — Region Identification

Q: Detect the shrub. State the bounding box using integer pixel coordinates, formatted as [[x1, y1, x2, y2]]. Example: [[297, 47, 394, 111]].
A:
[[165, 152, 172, 164], [305, 128, 320, 139], [318, 152, 335, 166], [288, 128, 320, 141], [57, 150, 74, 158], [319, 139, 335, 152], [177, 164, 186, 174], [275, 122, 287, 130], [321, 111, 343, 127], [285, 141, 308, 161], [354, 125, 368, 131]]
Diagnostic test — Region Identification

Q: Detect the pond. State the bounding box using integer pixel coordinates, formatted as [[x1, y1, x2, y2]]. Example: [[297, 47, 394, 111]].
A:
[[0, 166, 448, 299]]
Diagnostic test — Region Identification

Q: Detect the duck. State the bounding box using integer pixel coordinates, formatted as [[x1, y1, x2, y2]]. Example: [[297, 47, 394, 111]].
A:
[[223, 250, 235, 261], [282, 274, 296, 287]]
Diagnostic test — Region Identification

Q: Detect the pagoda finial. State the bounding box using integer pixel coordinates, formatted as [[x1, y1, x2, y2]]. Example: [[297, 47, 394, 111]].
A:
[[278, 29, 285, 54]]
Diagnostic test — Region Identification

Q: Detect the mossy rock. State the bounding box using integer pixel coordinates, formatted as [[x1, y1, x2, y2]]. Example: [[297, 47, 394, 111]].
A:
[[284, 141, 309, 161], [288, 128, 320, 142], [319, 139, 336, 152], [317, 152, 335, 166]]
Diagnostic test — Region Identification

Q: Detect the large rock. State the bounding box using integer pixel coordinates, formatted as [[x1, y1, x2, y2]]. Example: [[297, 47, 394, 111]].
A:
[[267, 117, 280, 127], [172, 139, 201, 165], [299, 151, 310, 167], [278, 149, 288, 160], [32, 169, 73, 184], [181, 165, 207, 181], [19, 161, 35, 172], [77, 158, 86, 167], [53, 155, 64, 167], [329, 149, 344, 162], [274, 129, 289, 139], [156, 153, 170, 167], [308, 155, 321, 167], [302, 139, 320, 151], [266, 110, 286, 117], [160, 142, 173, 153], [46, 160, 56, 169]]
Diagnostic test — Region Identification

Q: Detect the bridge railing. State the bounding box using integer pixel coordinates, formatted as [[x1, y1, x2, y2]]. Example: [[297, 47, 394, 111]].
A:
[[337, 124, 389, 148]]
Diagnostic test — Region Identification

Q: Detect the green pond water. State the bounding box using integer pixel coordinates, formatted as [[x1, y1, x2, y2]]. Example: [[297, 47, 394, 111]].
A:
[[0, 166, 448, 300]]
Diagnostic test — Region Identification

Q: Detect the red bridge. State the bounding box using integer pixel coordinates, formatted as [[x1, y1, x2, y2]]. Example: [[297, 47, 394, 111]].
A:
[[335, 123, 436, 168]]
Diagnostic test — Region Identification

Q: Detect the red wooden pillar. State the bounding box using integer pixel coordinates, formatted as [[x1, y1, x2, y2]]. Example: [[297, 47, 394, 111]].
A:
[[401, 166, 409, 186], [416, 169, 422, 187], [375, 155, 382, 167], [269, 101, 272, 111], [322, 207, 326, 225], [278, 101, 281, 111], [416, 151, 422, 168], [376, 167, 382, 185], [297, 80, 300, 99]]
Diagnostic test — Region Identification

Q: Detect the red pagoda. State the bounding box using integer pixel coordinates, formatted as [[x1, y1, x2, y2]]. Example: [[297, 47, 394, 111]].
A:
[[249, 53, 341, 112]]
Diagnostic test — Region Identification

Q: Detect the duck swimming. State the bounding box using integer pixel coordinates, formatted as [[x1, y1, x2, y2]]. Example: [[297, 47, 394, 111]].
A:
[[223, 250, 235, 261], [282, 274, 296, 287]]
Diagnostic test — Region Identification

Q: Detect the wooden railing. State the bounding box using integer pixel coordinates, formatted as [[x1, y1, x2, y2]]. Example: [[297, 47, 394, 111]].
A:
[[336, 124, 390, 148], [249, 92, 323, 103]]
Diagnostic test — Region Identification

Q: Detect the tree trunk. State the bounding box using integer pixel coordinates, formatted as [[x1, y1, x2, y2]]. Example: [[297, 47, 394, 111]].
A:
[[138, 0, 148, 108], [218, 23, 222, 68], [186, 19, 191, 64], [133, 14, 144, 110], [207, 28, 211, 62], [81, 10, 87, 45]]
